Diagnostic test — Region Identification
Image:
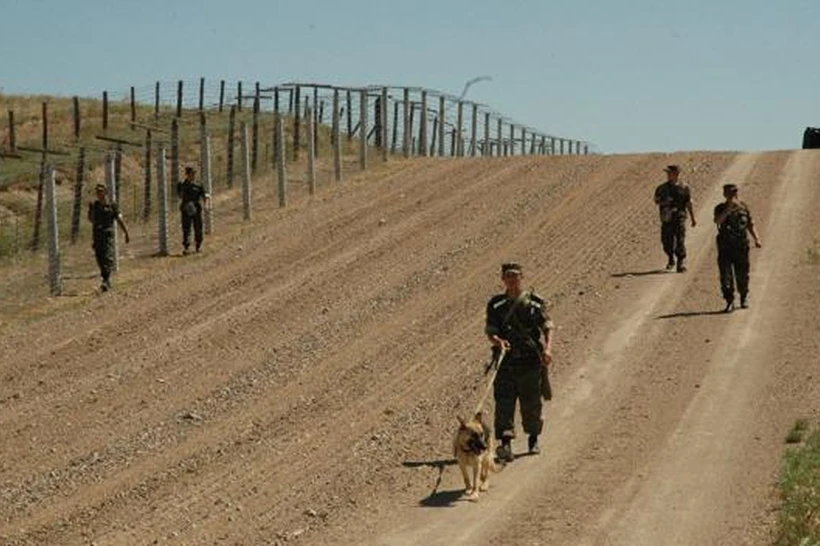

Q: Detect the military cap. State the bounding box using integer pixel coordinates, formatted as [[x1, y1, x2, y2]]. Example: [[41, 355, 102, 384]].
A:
[[723, 183, 738, 193], [501, 262, 523, 275], [184, 166, 196, 175], [663, 164, 680, 173], [95, 183, 107, 192]]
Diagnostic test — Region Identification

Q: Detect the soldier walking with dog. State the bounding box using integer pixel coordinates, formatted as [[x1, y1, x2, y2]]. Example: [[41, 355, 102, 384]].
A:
[[485, 262, 553, 462], [177, 166, 210, 255], [654, 164, 696, 272], [87, 183, 130, 292], [714, 183, 762, 312]]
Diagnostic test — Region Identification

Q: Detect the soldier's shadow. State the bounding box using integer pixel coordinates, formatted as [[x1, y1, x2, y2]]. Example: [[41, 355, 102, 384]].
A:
[[611, 269, 670, 278], [657, 309, 728, 319]]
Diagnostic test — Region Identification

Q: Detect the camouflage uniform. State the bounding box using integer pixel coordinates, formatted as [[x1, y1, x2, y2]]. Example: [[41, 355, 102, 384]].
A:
[[177, 178, 207, 252], [89, 200, 120, 288], [485, 291, 554, 442], [654, 180, 692, 268], [714, 200, 754, 305]]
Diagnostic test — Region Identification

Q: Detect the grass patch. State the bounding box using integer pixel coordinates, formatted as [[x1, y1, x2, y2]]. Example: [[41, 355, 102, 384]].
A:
[[776, 422, 820, 545]]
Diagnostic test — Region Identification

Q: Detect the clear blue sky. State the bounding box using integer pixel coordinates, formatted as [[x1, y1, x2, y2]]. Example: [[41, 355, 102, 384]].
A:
[[1, 0, 818, 153]]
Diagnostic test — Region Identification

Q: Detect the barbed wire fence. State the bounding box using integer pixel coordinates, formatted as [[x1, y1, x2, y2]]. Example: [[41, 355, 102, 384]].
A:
[[0, 78, 595, 294]]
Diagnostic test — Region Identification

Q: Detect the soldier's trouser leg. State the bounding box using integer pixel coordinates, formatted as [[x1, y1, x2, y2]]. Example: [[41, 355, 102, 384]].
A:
[[181, 214, 193, 249], [494, 369, 517, 440], [516, 364, 544, 436], [193, 211, 204, 248], [674, 220, 687, 263], [94, 236, 114, 284], [661, 222, 676, 260], [718, 244, 735, 302], [734, 245, 751, 298]]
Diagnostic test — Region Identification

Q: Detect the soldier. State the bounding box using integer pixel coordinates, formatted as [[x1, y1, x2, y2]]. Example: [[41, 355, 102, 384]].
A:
[[87, 183, 130, 292], [714, 183, 762, 312], [485, 263, 554, 462], [654, 165, 697, 272], [177, 166, 211, 254]]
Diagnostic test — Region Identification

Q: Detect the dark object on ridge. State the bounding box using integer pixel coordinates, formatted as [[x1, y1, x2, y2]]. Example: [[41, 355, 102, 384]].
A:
[[802, 127, 820, 149]]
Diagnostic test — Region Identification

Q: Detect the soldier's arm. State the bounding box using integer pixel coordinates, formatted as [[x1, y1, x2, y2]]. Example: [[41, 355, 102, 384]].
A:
[[687, 193, 696, 226], [485, 301, 509, 349], [87, 202, 93, 223], [116, 214, 130, 244], [747, 210, 762, 247]]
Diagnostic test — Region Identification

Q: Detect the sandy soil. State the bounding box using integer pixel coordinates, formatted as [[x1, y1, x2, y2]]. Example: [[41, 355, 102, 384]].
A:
[[1, 150, 819, 546]]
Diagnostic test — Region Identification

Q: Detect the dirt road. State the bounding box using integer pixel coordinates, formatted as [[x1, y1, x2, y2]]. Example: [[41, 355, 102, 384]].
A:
[[1, 150, 819, 545]]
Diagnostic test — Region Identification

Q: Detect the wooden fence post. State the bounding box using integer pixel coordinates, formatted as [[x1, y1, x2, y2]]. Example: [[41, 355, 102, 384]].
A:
[[333, 90, 342, 181], [252, 82, 260, 172], [227, 105, 236, 187], [540, 135, 546, 155], [31, 161, 45, 251], [114, 143, 123, 198], [430, 116, 438, 156], [275, 116, 287, 206], [346, 89, 353, 139], [509, 124, 515, 156], [402, 88, 410, 158], [171, 118, 180, 197], [203, 135, 213, 234], [71, 147, 85, 243], [176, 80, 183, 118], [391, 101, 399, 155], [497, 118, 503, 158], [130, 86, 136, 129], [68, 97, 80, 141], [45, 165, 61, 296], [438, 96, 445, 156], [7, 110, 16, 151], [105, 153, 118, 272], [420, 90, 428, 157], [470, 103, 478, 157], [456, 102, 465, 157], [521, 127, 526, 156], [359, 89, 368, 170], [102, 91, 109, 131], [219, 80, 225, 112], [306, 103, 316, 195], [154, 81, 160, 119], [157, 145, 168, 256], [143, 131, 152, 221], [237, 81, 243, 111], [241, 122, 252, 219], [293, 85, 301, 160], [198, 113, 211, 234], [199, 77, 205, 111], [381, 87, 389, 162], [450, 127, 457, 156], [483, 112, 490, 157]]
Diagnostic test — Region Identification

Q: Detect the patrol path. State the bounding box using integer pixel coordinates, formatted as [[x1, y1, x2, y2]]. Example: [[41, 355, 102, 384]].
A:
[[1, 151, 819, 545]]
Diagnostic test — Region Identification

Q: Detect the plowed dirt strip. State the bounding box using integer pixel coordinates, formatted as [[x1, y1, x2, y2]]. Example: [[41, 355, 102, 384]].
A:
[[3, 151, 816, 546]]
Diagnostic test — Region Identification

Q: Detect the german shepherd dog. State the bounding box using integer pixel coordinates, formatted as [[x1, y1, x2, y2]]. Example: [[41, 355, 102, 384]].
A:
[[453, 411, 503, 501]]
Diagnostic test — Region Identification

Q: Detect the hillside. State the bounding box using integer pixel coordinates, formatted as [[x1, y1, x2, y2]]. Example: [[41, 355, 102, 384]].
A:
[[1, 150, 819, 545]]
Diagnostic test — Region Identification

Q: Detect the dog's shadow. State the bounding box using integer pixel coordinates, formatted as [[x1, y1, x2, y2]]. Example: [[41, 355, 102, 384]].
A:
[[403, 452, 531, 507]]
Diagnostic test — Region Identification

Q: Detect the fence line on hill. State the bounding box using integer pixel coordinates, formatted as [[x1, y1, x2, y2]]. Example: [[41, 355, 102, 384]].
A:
[[0, 77, 595, 293]]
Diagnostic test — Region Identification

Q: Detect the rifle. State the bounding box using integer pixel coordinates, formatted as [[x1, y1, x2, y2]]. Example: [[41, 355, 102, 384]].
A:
[[502, 291, 553, 401]]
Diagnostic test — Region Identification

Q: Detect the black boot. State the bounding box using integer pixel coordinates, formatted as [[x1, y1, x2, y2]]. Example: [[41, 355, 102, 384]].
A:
[[528, 434, 540, 455], [496, 439, 514, 463]]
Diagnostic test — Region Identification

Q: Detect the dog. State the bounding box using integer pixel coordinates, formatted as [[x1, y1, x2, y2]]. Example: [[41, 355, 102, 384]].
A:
[[453, 411, 503, 501]]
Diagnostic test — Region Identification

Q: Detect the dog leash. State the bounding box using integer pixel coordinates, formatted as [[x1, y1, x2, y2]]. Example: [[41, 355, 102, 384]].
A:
[[473, 346, 506, 416]]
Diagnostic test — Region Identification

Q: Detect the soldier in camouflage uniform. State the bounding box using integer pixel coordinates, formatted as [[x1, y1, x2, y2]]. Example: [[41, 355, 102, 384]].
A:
[[714, 183, 762, 312], [177, 166, 211, 255], [87, 183, 130, 292], [485, 263, 554, 462], [654, 165, 697, 272]]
